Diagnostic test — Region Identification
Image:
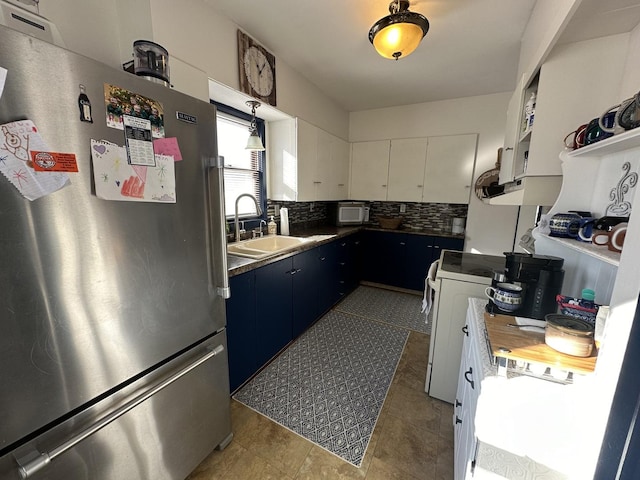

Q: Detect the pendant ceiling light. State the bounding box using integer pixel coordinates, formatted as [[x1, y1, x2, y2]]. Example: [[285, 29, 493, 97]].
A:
[[369, 0, 429, 60], [245, 100, 265, 151]]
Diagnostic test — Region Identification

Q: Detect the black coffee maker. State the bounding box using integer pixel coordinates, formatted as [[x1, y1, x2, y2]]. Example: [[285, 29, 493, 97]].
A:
[[487, 252, 565, 319]]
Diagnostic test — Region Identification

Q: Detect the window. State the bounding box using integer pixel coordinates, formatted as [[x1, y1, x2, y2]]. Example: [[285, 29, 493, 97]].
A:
[[215, 105, 266, 220]]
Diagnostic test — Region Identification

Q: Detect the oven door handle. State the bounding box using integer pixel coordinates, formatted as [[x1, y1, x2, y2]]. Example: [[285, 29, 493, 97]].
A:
[[16, 344, 225, 479]]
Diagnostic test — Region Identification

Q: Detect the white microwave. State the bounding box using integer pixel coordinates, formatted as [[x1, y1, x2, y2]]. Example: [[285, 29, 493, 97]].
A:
[[335, 202, 368, 226]]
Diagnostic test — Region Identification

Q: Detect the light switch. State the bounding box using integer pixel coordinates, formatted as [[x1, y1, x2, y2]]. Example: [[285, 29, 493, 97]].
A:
[[400, 204, 406, 213]]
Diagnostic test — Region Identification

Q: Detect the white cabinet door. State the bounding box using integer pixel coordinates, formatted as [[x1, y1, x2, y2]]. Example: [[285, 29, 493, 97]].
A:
[[328, 135, 350, 200], [267, 118, 297, 201], [317, 129, 349, 201], [387, 138, 428, 202], [296, 118, 317, 202], [268, 118, 348, 202], [499, 82, 525, 185], [454, 307, 483, 480], [422, 134, 477, 204], [350, 140, 390, 201]]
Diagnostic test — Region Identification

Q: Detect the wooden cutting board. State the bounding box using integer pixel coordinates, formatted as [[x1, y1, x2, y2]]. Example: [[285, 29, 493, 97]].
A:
[[484, 312, 597, 374]]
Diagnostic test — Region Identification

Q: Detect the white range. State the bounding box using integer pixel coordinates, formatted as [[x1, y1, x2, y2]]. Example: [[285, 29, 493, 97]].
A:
[[425, 250, 505, 403]]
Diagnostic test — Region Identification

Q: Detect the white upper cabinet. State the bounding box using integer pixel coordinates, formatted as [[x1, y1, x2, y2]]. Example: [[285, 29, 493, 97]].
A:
[[350, 140, 391, 201], [499, 75, 527, 185], [422, 134, 477, 204], [387, 138, 428, 202], [296, 117, 317, 201], [268, 118, 349, 201], [351, 135, 477, 203], [497, 35, 629, 207], [316, 128, 350, 201]]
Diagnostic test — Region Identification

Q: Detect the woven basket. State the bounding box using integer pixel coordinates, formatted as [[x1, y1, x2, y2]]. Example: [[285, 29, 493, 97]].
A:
[[377, 216, 403, 230]]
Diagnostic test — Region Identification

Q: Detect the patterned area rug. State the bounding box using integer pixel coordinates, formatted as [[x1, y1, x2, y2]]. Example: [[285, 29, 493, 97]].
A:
[[335, 285, 430, 334], [233, 309, 409, 467]]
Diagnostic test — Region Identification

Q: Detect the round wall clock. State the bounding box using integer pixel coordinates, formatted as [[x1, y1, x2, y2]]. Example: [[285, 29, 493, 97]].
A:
[[238, 30, 277, 106]]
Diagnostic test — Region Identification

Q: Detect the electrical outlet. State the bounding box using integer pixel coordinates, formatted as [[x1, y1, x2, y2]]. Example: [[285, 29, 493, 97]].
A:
[[273, 204, 280, 217], [310, 202, 315, 212], [400, 203, 406, 213]]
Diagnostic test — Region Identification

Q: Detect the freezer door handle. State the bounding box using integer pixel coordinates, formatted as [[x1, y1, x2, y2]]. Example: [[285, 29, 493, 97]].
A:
[[15, 344, 225, 479]]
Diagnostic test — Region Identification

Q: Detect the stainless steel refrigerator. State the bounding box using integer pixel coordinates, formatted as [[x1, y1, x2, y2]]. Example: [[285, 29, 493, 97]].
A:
[[0, 26, 232, 479]]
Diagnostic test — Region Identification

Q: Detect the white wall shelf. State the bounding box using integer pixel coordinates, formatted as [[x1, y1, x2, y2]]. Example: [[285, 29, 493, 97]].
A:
[[541, 234, 620, 267], [568, 127, 640, 158]]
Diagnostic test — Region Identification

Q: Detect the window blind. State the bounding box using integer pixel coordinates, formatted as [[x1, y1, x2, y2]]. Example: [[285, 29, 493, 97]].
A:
[[216, 113, 264, 218]]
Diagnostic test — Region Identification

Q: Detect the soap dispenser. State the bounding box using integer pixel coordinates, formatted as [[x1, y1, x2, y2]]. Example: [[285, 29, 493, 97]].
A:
[[268, 216, 277, 235]]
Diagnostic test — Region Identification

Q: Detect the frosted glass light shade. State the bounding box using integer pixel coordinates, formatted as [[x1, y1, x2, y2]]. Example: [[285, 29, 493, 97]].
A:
[[245, 132, 265, 151], [372, 22, 423, 59], [369, 2, 429, 60]]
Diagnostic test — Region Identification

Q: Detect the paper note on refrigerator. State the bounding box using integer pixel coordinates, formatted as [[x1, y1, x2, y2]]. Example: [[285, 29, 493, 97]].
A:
[[153, 137, 182, 161], [0, 120, 70, 201], [91, 139, 176, 203]]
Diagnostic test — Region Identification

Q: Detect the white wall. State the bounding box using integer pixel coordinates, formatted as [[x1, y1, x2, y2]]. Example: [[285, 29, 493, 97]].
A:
[[619, 22, 640, 99], [517, 0, 581, 83], [39, 0, 123, 68], [147, 0, 349, 140], [350, 93, 520, 256], [39, 0, 349, 139]]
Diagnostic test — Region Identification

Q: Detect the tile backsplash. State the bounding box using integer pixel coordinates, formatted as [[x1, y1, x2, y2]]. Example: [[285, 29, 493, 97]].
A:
[[267, 200, 468, 233]]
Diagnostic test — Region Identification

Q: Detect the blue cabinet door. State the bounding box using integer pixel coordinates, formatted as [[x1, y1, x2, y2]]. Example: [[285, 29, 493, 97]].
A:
[[361, 230, 403, 284], [336, 233, 361, 296], [317, 241, 340, 315], [361, 230, 464, 290], [432, 236, 464, 264], [255, 257, 293, 367], [226, 271, 257, 393], [404, 234, 435, 291], [292, 249, 320, 338]]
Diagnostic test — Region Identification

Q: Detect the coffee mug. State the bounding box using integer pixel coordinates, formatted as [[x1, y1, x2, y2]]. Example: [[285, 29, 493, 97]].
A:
[[618, 93, 640, 131], [564, 123, 588, 150], [593, 222, 628, 252], [599, 103, 627, 136], [549, 213, 582, 238], [577, 218, 596, 242], [586, 114, 615, 145], [594, 216, 629, 232], [485, 282, 523, 313]]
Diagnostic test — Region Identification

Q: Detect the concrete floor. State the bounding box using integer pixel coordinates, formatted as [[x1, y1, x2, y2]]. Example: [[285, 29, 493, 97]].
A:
[[187, 329, 454, 480]]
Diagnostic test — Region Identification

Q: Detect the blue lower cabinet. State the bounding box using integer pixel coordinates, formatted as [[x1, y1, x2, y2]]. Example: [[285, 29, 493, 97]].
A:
[[403, 234, 435, 291], [225, 230, 459, 393], [292, 249, 320, 338], [317, 241, 340, 315], [361, 230, 400, 284], [255, 257, 294, 368], [361, 230, 464, 290], [226, 271, 257, 393], [336, 234, 361, 296]]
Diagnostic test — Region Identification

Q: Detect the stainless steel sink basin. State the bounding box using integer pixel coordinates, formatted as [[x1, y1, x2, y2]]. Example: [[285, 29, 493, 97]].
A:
[[227, 235, 314, 259]]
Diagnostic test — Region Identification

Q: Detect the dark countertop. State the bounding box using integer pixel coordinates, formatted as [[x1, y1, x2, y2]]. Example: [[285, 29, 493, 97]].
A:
[[227, 224, 464, 277]]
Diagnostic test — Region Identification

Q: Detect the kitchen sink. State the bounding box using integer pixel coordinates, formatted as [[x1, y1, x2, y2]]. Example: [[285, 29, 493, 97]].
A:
[[227, 235, 315, 259]]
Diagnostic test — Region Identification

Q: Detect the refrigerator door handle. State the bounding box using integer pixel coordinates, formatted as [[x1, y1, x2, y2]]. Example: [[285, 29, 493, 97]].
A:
[[207, 154, 231, 299], [15, 344, 225, 479]]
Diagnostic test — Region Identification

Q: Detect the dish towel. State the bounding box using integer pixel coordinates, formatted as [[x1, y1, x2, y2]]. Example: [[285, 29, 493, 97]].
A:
[[421, 260, 439, 317]]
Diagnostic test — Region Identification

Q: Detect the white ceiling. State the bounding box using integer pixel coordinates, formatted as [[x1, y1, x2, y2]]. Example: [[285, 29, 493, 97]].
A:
[[207, 0, 640, 114]]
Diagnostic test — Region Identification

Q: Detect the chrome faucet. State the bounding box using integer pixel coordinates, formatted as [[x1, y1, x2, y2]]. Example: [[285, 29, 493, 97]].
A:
[[234, 193, 262, 242], [253, 219, 267, 239]]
